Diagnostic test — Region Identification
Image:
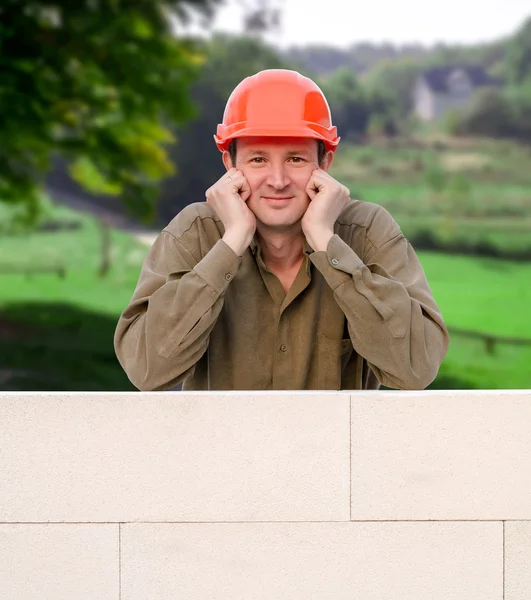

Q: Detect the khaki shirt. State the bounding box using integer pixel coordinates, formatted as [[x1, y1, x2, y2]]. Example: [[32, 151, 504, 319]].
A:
[[114, 200, 449, 391]]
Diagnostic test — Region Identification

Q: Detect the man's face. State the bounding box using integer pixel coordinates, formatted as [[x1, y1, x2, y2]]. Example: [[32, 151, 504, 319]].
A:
[[223, 136, 332, 231]]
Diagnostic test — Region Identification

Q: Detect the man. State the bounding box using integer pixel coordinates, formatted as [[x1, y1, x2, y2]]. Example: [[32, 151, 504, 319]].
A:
[[114, 69, 449, 391]]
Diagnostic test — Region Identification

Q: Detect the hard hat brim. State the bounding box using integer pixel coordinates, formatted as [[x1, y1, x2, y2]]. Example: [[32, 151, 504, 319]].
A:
[[214, 124, 340, 153]]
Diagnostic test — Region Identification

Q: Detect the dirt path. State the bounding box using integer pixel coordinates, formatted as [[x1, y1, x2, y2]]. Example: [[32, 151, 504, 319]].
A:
[[47, 186, 160, 247]]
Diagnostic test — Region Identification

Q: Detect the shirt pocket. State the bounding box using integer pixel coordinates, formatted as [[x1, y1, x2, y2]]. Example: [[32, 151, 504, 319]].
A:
[[317, 334, 354, 390]]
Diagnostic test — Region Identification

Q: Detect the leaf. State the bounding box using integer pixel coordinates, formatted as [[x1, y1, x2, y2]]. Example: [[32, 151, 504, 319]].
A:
[[69, 156, 122, 195]]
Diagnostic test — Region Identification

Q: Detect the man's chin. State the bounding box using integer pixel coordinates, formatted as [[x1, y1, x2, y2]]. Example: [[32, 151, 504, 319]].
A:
[[249, 201, 307, 232], [254, 215, 304, 233]]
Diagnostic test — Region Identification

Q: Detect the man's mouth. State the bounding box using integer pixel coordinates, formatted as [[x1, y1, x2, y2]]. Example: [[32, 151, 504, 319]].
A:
[[263, 196, 293, 200]]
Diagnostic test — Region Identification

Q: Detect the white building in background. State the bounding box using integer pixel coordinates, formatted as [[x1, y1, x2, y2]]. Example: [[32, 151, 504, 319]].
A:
[[413, 65, 501, 122]]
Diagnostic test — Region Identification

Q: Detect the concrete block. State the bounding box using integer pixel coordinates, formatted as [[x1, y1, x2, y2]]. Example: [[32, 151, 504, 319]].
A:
[[351, 390, 531, 520], [0, 524, 118, 600], [505, 521, 531, 600], [121, 521, 502, 600], [0, 392, 350, 522]]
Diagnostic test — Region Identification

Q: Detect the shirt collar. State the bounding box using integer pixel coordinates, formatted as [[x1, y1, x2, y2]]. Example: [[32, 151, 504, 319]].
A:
[[250, 235, 313, 277], [250, 235, 314, 256]]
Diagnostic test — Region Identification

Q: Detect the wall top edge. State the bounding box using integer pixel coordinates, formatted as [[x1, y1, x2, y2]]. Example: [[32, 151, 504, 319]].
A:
[[0, 389, 529, 399]]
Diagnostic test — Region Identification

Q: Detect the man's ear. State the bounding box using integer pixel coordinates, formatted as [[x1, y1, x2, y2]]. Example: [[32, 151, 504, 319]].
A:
[[222, 151, 233, 171], [321, 150, 334, 171]]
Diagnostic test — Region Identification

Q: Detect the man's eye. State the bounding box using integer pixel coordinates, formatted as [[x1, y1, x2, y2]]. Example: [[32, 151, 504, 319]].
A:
[[289, 157, 304, 163], [250, 157, 264, 163]]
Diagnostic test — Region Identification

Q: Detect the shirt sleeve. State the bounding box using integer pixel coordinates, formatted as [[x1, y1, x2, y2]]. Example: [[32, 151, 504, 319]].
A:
[[309, 228, 450, 390], [114, 230, 242, 391]]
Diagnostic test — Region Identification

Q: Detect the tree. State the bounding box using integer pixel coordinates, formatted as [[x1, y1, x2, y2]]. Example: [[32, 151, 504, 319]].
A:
[[363, 58, 425, 119], [237, 0, 283, 37], [505, 16, 531, 85], [503, 83, 531, 141], [446, 82, 531, 143], [451, 88, 513, 138], [284, 44, 350, 77], [0, 0, 223, 224], [319, 67, 370, 141]]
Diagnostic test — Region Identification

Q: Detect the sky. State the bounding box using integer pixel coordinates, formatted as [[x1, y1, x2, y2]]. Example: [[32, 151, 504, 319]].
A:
[[178, 0, 531, 48]]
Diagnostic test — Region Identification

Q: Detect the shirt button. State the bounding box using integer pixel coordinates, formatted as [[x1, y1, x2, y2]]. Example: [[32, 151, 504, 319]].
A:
[[331, 258, 339, 266], [225, 273, 232, 281], [280, 343, 287, 352]]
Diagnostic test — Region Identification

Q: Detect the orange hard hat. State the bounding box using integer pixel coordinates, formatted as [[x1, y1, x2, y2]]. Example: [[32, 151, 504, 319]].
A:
[[214, 69, 340, 153]]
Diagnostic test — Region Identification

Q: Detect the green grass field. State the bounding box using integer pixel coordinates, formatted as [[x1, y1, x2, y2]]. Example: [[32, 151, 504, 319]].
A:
[[0, 210, 146, 315], [1, 199, 529, 391], [329, 137, 531, 259], [416, 252, 531, 389]]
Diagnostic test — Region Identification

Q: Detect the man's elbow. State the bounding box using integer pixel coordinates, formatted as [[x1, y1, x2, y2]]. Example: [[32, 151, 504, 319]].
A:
[[116, 346, 186, 392], [380, 340, 449, 390], [117, 357, 171, 391], [402, 336, 449, 390], [402, 363, 441, 390], [380, 366, 437, 391]]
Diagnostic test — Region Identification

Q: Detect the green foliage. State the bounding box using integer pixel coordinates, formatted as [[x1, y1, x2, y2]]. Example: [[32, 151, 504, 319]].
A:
[[286, 44, 360, 78], [0, 302, 137, 391], [442, 108, 463, 135], [459, 88, 514, 137], [364, 58, 424, 118], [504, 16, 531, 85], [0, 190, 56, 233], [284, 38, 506, 80], [0, 205, 146, 390], [331, 138, 531, 260], [447, 173, 472, 196], [505, 83, 531, 139], [0, 0, 221, 223], [318, 67, 400, 141], [422, 160, 447, 192], [448, 84, 531, 142], [319, 67, 370, 140], [366, 112, 398, 138], [422, 41, 505, 74]]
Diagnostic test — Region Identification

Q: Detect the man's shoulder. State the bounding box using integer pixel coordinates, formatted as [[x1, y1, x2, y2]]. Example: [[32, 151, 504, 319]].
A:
[[336, 198, 402, 250], [163, 202, 223, 241]]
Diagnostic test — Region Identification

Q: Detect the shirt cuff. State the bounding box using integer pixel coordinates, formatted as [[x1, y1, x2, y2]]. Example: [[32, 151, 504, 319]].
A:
[[194, 239, 242, 295], [309, 234, 364, 290]]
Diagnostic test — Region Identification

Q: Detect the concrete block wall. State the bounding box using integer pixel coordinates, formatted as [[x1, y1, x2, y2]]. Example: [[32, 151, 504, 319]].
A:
[[1, 390, 530, 599]]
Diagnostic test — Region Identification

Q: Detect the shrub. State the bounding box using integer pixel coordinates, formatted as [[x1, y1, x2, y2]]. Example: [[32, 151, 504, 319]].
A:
[[442, 108, 464, 135], [459, 88, 513, 137], [422, 160, 447, 191], [447, 174, 472, 196], [449, 84, 531, 142]]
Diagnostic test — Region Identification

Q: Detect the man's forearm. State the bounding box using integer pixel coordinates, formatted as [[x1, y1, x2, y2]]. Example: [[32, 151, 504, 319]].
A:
[[310, 234, 449, 390], [114, 234, 241, 390]]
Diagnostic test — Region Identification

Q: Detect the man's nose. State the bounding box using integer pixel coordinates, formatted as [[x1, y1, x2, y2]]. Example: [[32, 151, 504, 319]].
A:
[[266, 165, 290, 189]]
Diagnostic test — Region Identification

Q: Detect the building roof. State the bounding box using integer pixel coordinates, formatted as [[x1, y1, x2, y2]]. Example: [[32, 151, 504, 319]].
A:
[[420, 65, 502, 93]]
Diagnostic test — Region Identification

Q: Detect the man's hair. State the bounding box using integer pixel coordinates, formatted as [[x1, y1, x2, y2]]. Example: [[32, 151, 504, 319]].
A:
[[228, 139, 327, 167]]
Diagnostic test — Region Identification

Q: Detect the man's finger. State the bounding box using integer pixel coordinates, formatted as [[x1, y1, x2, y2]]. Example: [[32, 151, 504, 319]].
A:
[[305, 173, 322, 199], [227, 171, 251, 201], [305, 185, 318, 200], [238, 176, 251, 202]]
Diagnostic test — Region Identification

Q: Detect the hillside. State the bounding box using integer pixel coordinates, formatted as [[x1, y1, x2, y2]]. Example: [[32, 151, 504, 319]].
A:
[[282, 36, 509, 79]]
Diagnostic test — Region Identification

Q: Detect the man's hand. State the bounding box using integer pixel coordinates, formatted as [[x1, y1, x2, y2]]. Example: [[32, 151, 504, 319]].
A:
[[206, 168, 256, 256], [301, 169, 351, 251]]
